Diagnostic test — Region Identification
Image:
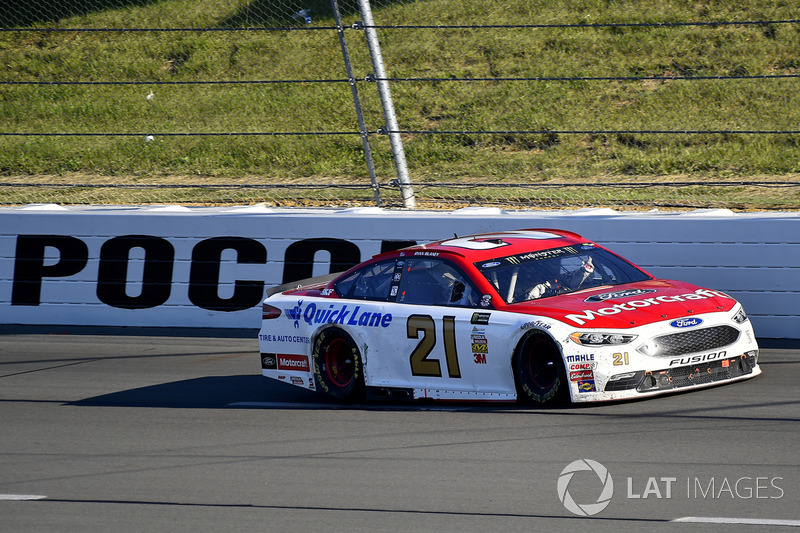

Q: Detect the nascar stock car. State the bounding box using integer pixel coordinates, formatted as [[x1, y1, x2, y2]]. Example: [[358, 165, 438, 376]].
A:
[[258, 229, 760, 404]]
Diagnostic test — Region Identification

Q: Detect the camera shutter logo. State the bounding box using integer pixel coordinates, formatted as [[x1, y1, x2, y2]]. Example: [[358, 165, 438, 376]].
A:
[[557, 459, 614, 516]]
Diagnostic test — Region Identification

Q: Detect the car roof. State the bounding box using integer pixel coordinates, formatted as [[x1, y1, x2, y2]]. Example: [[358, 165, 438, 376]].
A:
[[395, 228, 586, 262]]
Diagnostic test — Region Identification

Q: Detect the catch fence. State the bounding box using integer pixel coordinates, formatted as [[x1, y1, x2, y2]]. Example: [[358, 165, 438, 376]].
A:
[[2, 0, 799, 209]]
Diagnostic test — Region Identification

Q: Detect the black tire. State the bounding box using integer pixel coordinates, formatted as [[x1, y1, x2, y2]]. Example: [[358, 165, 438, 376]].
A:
[[513, 332, 569, 405], [312, 328, 364, 402]]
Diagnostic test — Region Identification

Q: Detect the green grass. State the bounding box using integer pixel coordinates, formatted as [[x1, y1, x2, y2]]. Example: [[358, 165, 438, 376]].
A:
[[1, 0, 800, 208]]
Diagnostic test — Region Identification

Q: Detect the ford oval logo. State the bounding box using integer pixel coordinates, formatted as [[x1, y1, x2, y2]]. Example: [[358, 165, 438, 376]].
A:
[[670, 318, 703, 328], [482, 261, 501, 268]]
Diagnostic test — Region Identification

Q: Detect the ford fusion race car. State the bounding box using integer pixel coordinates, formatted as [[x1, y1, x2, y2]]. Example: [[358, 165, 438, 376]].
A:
[[258, 229, 760, 404]]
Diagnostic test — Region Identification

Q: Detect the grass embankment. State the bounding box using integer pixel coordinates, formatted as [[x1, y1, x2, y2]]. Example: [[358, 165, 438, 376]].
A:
[[1, 0, 799, 208]]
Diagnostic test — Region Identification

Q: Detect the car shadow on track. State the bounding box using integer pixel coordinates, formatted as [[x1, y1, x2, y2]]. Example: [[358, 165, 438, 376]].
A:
[[66, 375, 549, 412], [68, 375, 325, 409]]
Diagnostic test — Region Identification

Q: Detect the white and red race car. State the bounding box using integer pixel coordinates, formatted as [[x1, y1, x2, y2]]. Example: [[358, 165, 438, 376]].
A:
[[258, 229, 760, 404]]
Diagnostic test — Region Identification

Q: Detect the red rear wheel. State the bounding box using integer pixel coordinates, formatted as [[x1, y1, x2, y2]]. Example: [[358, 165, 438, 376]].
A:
[[313, 328, 363, 402], [324, 337, 356, 388]]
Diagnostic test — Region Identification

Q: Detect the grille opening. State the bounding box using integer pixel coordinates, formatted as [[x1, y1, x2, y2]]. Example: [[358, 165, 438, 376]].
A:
[[637, 325, 740, 357]]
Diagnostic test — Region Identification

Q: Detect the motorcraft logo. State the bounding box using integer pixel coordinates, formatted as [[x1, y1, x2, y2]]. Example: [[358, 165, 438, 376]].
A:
[[584, 288, 657, 303], [277, 354, 310, 372], [564, 288, 732, 326]]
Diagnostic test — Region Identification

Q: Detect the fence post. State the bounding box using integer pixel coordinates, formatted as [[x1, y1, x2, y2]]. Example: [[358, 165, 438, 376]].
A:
[[330, 0, 381, 206], [356, 0, 415, 208]]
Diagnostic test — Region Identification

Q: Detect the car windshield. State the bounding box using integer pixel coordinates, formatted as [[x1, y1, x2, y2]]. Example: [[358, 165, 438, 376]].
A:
[[475, 244, 652, 304]]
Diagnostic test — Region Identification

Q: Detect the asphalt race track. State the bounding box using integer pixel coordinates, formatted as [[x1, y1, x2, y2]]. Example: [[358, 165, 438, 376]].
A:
[[1, 330, 798, 532]]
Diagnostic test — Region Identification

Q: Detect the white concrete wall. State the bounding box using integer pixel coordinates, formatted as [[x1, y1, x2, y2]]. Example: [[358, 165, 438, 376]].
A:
[[1, 204, 798, 338]]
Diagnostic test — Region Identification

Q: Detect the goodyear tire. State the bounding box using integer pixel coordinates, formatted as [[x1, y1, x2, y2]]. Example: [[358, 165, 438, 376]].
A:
[[513, 332, 569, 405], [312, 328, 364, 402]]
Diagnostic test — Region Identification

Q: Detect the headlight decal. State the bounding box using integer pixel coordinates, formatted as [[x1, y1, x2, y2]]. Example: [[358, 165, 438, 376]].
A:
[[570, 332, 637, 346]]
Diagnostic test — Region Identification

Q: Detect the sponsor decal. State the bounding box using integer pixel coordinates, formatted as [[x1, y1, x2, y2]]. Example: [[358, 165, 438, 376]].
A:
[[290, 376, 304, 386], [566, 354, 595, 363], [261, 354, 277, 369], [471, 335, 488, 353], [277, 354, 310, 372], [564, 289, 733, 326], [569, 362, 597, 371], [577, 380, 597, 393], [506, 247, 574, 266], [520, 320, 552, 331], [585, 288, 657, 303], [669, 351, 727, 367], [259, 333, 311, 344], [285, 300, 304, 328], [320, 288, 334, 296], [288, 300, 393, 329], [390, 286, 399, 297], [393, 273, 402, 282], [480, 295, 492, 308], [670, 317, 703, 328], [471, 331, 488, 354], [570, 370, 595, 381], [414, 251, 439, 257], [471, 312, 491, 324], [481, 261, 501, 268]]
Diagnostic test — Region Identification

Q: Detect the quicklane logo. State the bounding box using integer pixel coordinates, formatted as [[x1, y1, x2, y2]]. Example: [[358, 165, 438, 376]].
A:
[[287, 300, 393, 329], [557, 459, 614, 516]]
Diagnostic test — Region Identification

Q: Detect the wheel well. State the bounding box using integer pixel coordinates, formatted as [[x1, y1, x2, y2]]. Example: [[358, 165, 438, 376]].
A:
[[512, 330, 561, 368], [511, 329, 570, 402]]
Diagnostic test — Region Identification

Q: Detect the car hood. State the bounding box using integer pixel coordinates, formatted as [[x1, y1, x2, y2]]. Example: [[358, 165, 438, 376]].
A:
[[509, 279, 739, 329]]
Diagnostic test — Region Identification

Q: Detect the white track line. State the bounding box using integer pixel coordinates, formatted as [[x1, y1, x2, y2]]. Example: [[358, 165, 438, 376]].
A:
[[0, 494, 47, 501], [672, 517, 800, 527]]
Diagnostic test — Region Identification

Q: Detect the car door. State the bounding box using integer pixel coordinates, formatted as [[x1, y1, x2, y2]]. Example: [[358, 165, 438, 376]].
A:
[[364, 256, 515, 396]]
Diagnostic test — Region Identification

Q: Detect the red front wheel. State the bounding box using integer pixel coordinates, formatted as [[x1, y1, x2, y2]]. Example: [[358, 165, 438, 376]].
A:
[[513, 332, 569, 405]]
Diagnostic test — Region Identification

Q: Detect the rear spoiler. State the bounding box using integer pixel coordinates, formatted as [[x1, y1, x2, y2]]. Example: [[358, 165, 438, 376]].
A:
[[266, 272, 342, 297]]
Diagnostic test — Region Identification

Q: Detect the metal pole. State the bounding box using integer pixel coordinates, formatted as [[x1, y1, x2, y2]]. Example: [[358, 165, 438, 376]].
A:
[[330, 0, 381, 206], [356, 0, 416, 208]]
